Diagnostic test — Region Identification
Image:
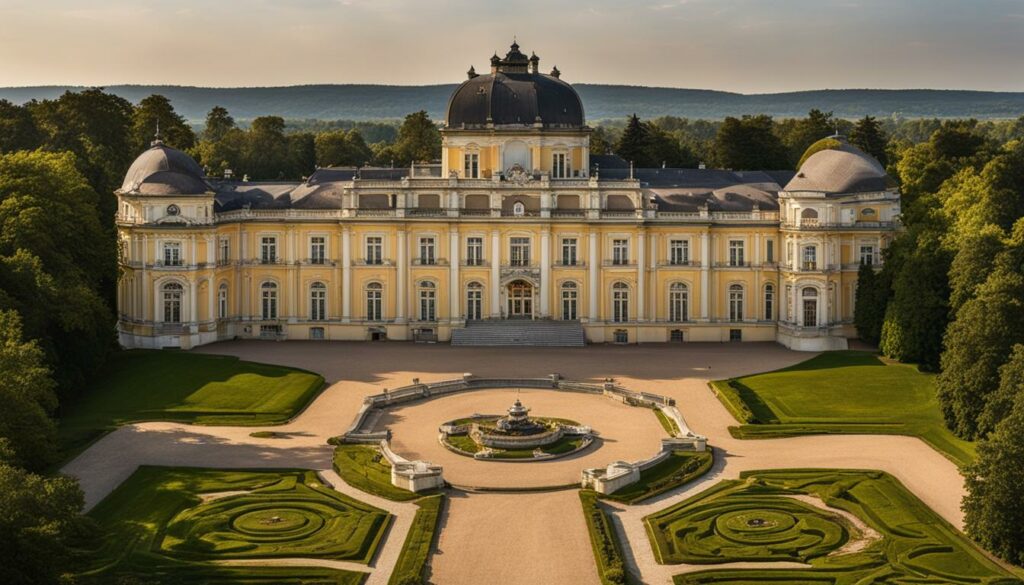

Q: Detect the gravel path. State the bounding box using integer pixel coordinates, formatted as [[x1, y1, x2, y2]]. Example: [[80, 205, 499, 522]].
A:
[[60, 341, 969, 585]]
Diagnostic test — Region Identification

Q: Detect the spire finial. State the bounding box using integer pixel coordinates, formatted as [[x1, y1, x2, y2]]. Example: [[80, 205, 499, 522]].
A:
[[151, 119, 164, 147]]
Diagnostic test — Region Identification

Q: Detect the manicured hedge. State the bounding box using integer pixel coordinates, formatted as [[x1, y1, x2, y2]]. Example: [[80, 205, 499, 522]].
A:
[[388, 495, 444, 585], [333, 445, 424, 501], [580, 490, 631, 585]]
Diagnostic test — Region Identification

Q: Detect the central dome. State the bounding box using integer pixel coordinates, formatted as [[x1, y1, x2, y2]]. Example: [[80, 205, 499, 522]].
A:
[[446, 42, 585, 129]]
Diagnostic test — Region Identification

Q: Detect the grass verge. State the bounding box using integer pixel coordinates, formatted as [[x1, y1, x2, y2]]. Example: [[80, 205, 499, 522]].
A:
[[333, 445, 427, 502], [58, 350, 324, 461], [710, 351, 976, 466], [600, 450, 713, 505], [654, 408, 681, 436], [388, 494, 444, 585]]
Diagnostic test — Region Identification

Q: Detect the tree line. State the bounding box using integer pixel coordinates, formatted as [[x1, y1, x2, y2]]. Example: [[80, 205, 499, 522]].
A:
[[851, 121, 1024, 566]]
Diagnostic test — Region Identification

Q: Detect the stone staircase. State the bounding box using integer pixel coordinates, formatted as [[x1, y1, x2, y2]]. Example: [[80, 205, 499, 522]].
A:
[[451, 319, 586, 347]]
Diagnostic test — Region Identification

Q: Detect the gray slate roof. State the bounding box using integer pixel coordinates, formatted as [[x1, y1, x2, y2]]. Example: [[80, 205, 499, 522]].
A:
[[784, 143, 895, 194], [120, 143, 210, 195]]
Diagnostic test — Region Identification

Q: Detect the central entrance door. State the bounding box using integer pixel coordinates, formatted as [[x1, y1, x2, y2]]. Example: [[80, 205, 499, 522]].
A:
[[507, 280, 534, 319]]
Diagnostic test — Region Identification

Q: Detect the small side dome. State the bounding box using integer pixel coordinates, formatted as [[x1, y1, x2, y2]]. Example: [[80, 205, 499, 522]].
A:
[[785, 137, 894, 194], [120, 143, 210, 195]]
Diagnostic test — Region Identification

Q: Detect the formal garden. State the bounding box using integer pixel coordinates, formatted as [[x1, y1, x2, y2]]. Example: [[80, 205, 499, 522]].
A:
[[75, 466, 390, 584], [711, 351, 976, 466], [57, 350, 324, 460], [644, 469, 1019, 584]]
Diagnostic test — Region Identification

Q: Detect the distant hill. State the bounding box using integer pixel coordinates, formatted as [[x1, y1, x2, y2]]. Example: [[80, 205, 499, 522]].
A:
[[3, 84, 1024, 122]]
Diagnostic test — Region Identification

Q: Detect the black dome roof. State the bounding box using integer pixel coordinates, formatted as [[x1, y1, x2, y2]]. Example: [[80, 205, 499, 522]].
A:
[[446, 43, 585, 129]]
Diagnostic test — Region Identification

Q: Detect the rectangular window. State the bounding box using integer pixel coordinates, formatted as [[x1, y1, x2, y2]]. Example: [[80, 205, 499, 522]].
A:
[[464, 153, 479, 178], [803, 246, 818, 271], [366, 236, 383, 265], [766, 240, 775, 263], [669, 240, 689, 265], [310, 326, 325, 340], [612, 239, 629, 265], [219, 237, 230, 263], [163, 242, 182, 266], [510, 237, 531, 267], [561, 238, 578, 266], [859, 245, 876, 266], [419, 237, 435, 265], [310, 236, 326, 264], [260, 237, 277, 264], [728, 240, 745, 267], [466, 237, 483, 266], [552, 153, 568, 178], [366, 287, 383, 321]]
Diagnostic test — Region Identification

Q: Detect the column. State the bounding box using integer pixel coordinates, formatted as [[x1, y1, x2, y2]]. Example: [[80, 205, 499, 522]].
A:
[[396, 229, 407, 322], [490, 230, 501, 318], [648, 232, 657, 322], [540, 229, 551, 317], [449, 228, 460, 321], [341, 227, 351, 322], [190, 235, 197, 267], [588, 232, 599, 321], [189, 277, 197, 326], [207, 278, 214, 324], [636, 231, 646, 321], [287, 229, 297, 320], [700, 231, 710, 320]]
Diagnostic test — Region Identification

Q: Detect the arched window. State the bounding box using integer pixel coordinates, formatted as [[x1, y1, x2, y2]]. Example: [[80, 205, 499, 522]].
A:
[[764, 284, 775, 321], [218, 283, 228, 319], [728, 284, 744, 322], [366, 282, 383, 321], [802, 245, 818, 271], [418, 281, 436, 321], [310, 282, 326, 321], [612, 282, 630, 323], [800, 208, 819, 227], [669, 283, 688, 322], [561, 282, 578, 321], [802, 287, 818, 327], [261, 282, 278, 320], [162, 282, 183, 323], [466, 282, 483, 321]]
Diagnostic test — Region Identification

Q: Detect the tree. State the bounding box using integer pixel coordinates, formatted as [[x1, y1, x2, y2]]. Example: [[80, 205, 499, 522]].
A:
[[202, 106, 235, 143], [778, 109, 836, 167], [315, 129, 372, 167], [394, 111, 440, 165], [979, 344, 1024, 436], [0, 99, 42, 153], [947, 225, 1004, 312], [963, 390, 1024, 565], [0, 150, 115, 397], [712, 115, 789, 170], [0, 440, 93, 585], [130, 94, 195, 153], [854, 262, 888, 346], [849, 115, 888, 166], [590, 126, 615, 156], [286, 132, 316, 179], [615, 114, 648, 167], [936, 267, 1024, 439], [643, 122, 697, 168], [0, 310, 58, 470], [244, 116, 289, 180]]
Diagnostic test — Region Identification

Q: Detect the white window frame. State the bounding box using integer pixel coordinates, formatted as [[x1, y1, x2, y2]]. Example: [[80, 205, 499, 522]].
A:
[[366, 282, 383, 321], [418, 281, 436, 321], [365, 235, 384, 265], [466, 282, 483, 320], [669, 283, 688, 322], [728, 284, 744, 322], [466, 237, 484, 266], [612, 238, 629, 265], [310, 281, 327, 321], [669, 239, 689, 266], [510, 237, 531, 267], [260, 236, 278, 264], [728, 240, 745, 267], [464, 152, 479, 179], [418, 236, 436, 265], [309, 235, 327, 265], [218, 284, 228, 319], [163, 241, 182, 266], [561, 238, 578, 266]]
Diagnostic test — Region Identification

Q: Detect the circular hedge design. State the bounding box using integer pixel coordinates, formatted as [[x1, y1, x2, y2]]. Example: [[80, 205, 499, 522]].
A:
[[160, 478, 389, 561], [652, 494, 849, 564]]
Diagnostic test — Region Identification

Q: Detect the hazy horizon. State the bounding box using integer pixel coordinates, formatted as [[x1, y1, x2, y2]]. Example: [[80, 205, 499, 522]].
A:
[[2, 0, 1024, 93]]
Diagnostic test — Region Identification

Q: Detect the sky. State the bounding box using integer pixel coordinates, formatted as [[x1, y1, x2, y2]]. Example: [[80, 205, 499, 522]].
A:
[[2, 0, 1024, 92]]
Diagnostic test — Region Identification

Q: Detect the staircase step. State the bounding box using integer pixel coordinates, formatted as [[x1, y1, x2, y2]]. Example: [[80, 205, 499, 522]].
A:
[[451, 320, 586, 347]]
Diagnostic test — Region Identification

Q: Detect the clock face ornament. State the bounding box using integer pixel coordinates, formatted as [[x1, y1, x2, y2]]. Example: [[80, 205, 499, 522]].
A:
[[167, 204, 180, 216]]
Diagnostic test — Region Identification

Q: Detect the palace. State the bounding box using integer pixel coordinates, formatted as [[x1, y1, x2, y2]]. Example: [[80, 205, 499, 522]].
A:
[[115, 42, 900, 351]]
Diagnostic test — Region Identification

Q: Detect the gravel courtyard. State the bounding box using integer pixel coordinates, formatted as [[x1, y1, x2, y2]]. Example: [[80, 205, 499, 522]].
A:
[[62, 341, 968, 585]]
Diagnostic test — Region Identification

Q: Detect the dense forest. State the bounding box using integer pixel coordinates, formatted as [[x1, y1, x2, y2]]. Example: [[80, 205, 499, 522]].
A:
[[2, 88, 1024, 580], [6, 84, 1024, 122]]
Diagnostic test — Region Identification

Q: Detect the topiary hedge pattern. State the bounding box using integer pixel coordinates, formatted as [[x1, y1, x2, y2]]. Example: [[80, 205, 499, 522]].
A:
[[581, 490, 632, 585], [388, 494, 444, 585], [645, 469, 1021, 585]]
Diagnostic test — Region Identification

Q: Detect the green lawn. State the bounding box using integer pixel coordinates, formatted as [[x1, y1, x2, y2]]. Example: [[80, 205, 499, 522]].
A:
[[332, 445, 426, 502], [711, 351, 976, 466], [388, 494, 444, 585], [643, 469, 1021, 584], [601, 450, 713, 505], [58, 350, 324, 459], [76, 466, 387, 584]]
